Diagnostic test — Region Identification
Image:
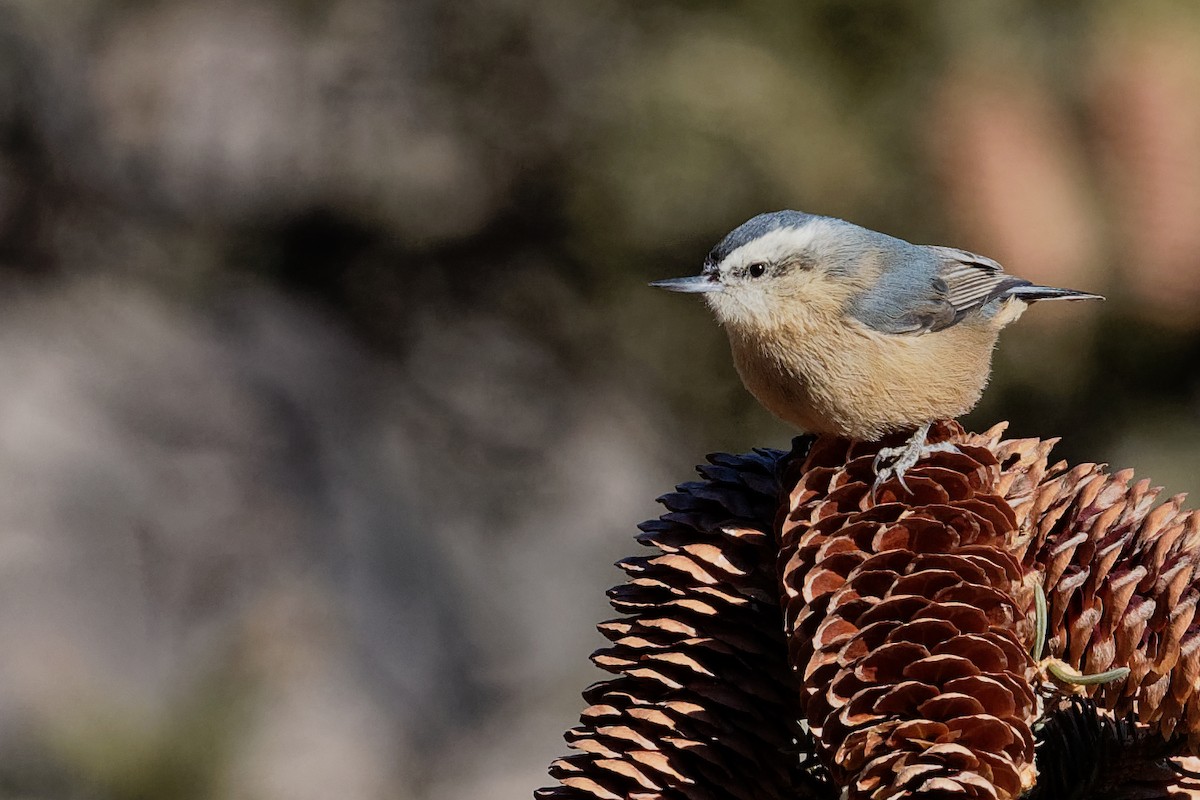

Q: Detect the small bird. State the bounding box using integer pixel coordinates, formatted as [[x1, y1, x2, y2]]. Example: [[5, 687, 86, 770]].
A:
[[652, 210, 1102, 492]]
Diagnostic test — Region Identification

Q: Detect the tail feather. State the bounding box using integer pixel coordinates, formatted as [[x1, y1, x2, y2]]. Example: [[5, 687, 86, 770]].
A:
[[1003, 283, 1105, 303]]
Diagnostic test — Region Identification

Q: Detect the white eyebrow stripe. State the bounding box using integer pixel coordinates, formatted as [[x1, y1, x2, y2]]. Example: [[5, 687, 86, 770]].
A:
[[719, 219, 842, 268]]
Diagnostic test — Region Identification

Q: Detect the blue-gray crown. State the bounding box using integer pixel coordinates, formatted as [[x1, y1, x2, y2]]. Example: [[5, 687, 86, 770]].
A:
[[706, 210, 818, 265]]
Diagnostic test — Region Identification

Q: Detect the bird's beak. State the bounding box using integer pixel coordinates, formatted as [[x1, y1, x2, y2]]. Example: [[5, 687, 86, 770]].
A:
[[649, 275, 722, 293]]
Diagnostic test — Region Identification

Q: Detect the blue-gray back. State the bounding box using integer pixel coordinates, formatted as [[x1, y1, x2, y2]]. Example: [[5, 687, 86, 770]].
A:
[[848, 231, 1026, 335]]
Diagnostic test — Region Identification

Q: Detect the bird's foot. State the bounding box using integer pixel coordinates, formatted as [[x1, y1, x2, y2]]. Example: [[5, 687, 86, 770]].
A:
[[870, 424, 960, 500]]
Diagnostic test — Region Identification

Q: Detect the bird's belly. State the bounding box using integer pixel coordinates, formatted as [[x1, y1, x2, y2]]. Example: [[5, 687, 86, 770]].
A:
[[730, 323, 997, 440]]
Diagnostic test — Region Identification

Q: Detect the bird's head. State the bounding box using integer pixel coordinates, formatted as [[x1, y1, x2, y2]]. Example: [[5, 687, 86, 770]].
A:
[[652, 211, 875, 331]]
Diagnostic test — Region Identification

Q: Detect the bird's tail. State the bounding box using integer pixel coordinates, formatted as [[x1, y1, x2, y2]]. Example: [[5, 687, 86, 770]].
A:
[[1004, 283, 1105, 303]]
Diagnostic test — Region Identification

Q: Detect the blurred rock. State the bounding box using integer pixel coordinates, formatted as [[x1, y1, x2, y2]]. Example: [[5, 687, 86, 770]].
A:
[[88, 0, 495, 239], [0, 273, 673, 798]]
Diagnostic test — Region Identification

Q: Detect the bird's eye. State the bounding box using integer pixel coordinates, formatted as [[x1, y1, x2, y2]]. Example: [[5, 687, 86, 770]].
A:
[[747, 262, 767, 278]]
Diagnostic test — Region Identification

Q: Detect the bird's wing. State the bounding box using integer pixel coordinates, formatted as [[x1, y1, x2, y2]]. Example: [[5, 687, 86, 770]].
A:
[[929, 247, 1025, 321], [849, 246, 1025, 335]]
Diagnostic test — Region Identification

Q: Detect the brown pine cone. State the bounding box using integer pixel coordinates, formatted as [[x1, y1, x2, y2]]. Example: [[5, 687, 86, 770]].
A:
[[1018, 461, 1200, 746], [539, 422, 1200, 800], [536, 446, 829, 800], [779, 421, 1040, 799]]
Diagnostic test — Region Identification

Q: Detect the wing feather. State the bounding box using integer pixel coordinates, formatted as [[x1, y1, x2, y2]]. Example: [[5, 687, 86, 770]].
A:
[[927, 246, 1024, 324], [848, 242, 1025, 335], [921, 247, 1017, 319]]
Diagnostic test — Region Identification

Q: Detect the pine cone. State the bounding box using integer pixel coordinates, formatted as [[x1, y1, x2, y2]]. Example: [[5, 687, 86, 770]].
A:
[[536, 447, 830, 800], [1018, 463, 1200, 746], [539, 422, 1200, 799], [780, 421, 1040, 799], [1027, 698, 1200, 800]]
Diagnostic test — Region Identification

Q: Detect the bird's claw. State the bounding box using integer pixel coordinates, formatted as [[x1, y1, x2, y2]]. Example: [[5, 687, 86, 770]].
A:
[[871, 444, 919, 500], [870, 433, 960, 501]]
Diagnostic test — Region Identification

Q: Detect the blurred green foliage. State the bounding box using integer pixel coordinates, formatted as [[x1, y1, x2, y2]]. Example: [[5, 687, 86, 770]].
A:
[[0, 666, 248, 800]]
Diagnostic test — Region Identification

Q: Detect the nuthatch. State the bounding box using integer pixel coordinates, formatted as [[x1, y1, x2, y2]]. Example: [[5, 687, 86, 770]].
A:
[[652, 210, 1102, 491]]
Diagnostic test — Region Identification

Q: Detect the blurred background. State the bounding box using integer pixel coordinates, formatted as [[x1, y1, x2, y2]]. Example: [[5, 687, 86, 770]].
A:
[[0, 1, 1198, 797]]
